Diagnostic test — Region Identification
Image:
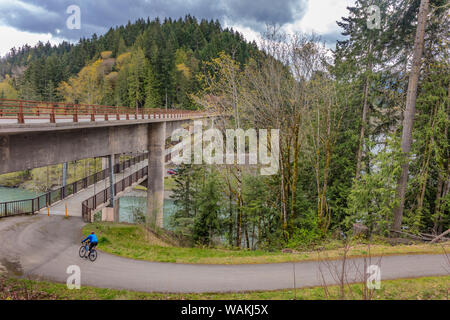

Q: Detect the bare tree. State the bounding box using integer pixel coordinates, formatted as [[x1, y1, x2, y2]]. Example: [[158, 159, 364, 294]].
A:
[[317, 239, 382, 300], [194, 28, 348, 240]]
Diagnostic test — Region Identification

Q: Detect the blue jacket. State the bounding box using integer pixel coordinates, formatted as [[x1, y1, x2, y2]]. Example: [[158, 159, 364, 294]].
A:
[[83, 234, 98, 243]]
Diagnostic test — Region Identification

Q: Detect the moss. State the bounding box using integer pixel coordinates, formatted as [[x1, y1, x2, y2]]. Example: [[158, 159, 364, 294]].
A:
[[0, 171, 29, 187]]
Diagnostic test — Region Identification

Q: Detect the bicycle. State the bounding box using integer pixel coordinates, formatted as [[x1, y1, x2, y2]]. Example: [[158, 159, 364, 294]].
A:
[[79, 240, 98, 261]]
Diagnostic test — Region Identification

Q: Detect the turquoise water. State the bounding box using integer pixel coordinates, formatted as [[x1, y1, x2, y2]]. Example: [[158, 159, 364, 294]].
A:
[[0, 186, 42, 202], [118, 196, 177, 229]]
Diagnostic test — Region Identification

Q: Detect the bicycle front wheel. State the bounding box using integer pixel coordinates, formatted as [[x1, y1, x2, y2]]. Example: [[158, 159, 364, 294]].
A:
[[89, 250, 97, 262], [79, 246, 86, 258]]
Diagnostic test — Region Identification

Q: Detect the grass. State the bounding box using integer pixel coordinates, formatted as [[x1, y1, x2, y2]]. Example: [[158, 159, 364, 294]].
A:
[[82, 222, 450, 264], [164, 176, 176, 191], [131, 176, 175, 192], [1, 275, 449, 300], [132, 185, 147, 191]]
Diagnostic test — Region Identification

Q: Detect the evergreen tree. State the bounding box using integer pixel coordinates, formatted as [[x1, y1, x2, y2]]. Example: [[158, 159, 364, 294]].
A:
[[192, 169, 223, 246], [127, 48, 147, 112]]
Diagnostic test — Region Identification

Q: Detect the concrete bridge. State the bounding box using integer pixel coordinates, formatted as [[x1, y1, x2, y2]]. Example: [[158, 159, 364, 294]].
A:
[[0, 99, 213, 227]]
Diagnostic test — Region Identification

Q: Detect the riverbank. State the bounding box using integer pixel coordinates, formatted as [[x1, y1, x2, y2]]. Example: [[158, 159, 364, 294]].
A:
[[0, 157, 125, 191]]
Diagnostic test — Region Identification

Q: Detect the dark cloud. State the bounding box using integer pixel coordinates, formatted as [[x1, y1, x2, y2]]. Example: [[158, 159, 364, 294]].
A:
[[0, 0, 308, 40], [319, 30, 347, 47]]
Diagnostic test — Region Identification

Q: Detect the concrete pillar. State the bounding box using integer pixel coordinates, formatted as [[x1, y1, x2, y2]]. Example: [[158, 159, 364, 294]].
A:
[[147, 122, 166, 228], [62, 162, 68, 186], [108, 154, 115, 207], [113, 198, 120, 222]]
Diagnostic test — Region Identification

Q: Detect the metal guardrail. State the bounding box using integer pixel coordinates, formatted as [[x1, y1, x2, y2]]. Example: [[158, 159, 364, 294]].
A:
[[0, 98, 207, 123], [0, 154, 147, 218], [82, 166, 148, 222]]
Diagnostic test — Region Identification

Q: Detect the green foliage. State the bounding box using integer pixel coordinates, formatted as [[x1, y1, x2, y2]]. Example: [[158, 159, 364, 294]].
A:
[[170, 165, 224, 246], [241, 174, 279, 249], [346, 135, 403, 236], [127, 48, 147, 109], [169, 164, 198, 240], [404, 45, 450, 233], [286, 209, 322, 249], [132, 207, 146, 224], [1, 6, 447, 249], [2, 17, 257, 107], [192, 169, 224, 245], [0, 75, 18, 99], [98, 235, 111, 245]]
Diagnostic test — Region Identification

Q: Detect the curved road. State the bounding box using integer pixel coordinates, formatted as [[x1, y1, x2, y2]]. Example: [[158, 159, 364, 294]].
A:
[[0, 215, 448, 293]]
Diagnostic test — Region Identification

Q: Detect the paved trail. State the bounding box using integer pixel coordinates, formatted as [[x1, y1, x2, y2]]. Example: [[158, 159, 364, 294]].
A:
[[0, 215, 448, 293]]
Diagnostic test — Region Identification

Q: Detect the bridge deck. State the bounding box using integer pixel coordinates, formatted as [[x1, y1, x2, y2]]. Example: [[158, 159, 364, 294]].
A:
[[0, 114, 205, 135], [0, 98, 210, 134]]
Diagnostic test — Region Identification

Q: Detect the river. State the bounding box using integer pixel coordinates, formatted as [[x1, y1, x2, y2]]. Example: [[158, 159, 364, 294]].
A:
[[117, 190, 177, 229], [0, 186, 42, 202]]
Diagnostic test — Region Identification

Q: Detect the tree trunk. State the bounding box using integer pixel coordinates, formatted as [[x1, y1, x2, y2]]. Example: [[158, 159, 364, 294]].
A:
[[279, 149, 288, 235], [392, 0, 429, 232], [244, 219, 250, 249], [431, 229, 450, 243], [236, 167, 243, 248], [433, 174, 443, 233], [229, 192, 233, 247], [356, 77, 370, 180], [416, 104, 437, 215]]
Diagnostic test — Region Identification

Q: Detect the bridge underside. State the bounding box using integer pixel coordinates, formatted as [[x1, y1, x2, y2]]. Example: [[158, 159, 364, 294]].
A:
[[0, 117, 212, 227], [0, 120, 194, 175]]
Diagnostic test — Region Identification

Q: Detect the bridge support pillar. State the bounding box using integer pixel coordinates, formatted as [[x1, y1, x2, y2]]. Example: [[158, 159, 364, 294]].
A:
[[113, 198, 120, 222], [108, 154, 115, 207], [147, 122, 166, 228], [62, 162, 68, 186]]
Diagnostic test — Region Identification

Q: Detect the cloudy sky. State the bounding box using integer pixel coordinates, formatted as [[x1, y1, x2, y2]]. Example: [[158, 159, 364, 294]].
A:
[[0, 0, 356, 57]]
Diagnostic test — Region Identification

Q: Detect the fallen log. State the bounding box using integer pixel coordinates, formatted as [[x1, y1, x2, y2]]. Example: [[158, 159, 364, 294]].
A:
[[431, 229, 450, 243], [420, 232, 450, 241], [390, 230, 428, 241]]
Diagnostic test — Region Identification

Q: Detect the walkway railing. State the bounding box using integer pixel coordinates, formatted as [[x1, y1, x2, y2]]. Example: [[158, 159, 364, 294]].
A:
[[0, 99, 208, 124], [0, 154, 147, 218], [82, 166, 148, 222]]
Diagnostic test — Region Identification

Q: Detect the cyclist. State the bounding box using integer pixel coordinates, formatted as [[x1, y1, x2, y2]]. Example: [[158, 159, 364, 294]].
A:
[[81, 232, 98, 258]]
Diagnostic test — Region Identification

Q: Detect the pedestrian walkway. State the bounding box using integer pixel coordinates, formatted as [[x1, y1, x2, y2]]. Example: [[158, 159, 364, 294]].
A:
[[38, 160, 148, 217]]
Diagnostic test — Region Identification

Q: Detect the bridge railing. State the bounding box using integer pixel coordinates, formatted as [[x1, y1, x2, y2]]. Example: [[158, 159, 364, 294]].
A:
[[0, 153, 147, 218], [82, 166, 148, 222], [0, 99, 207, 124]]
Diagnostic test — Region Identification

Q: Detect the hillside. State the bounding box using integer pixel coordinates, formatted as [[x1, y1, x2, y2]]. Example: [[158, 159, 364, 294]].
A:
[[0, 15, 258, 109]]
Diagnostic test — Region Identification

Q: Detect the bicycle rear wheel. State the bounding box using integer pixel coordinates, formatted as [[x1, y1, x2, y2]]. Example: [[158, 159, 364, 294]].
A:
[[89, 250, 97, 262], [79, 246, 86, 258]]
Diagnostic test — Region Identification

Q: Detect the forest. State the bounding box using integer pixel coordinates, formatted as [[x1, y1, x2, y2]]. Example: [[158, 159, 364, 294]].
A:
[[0, 0, 448, 250]]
